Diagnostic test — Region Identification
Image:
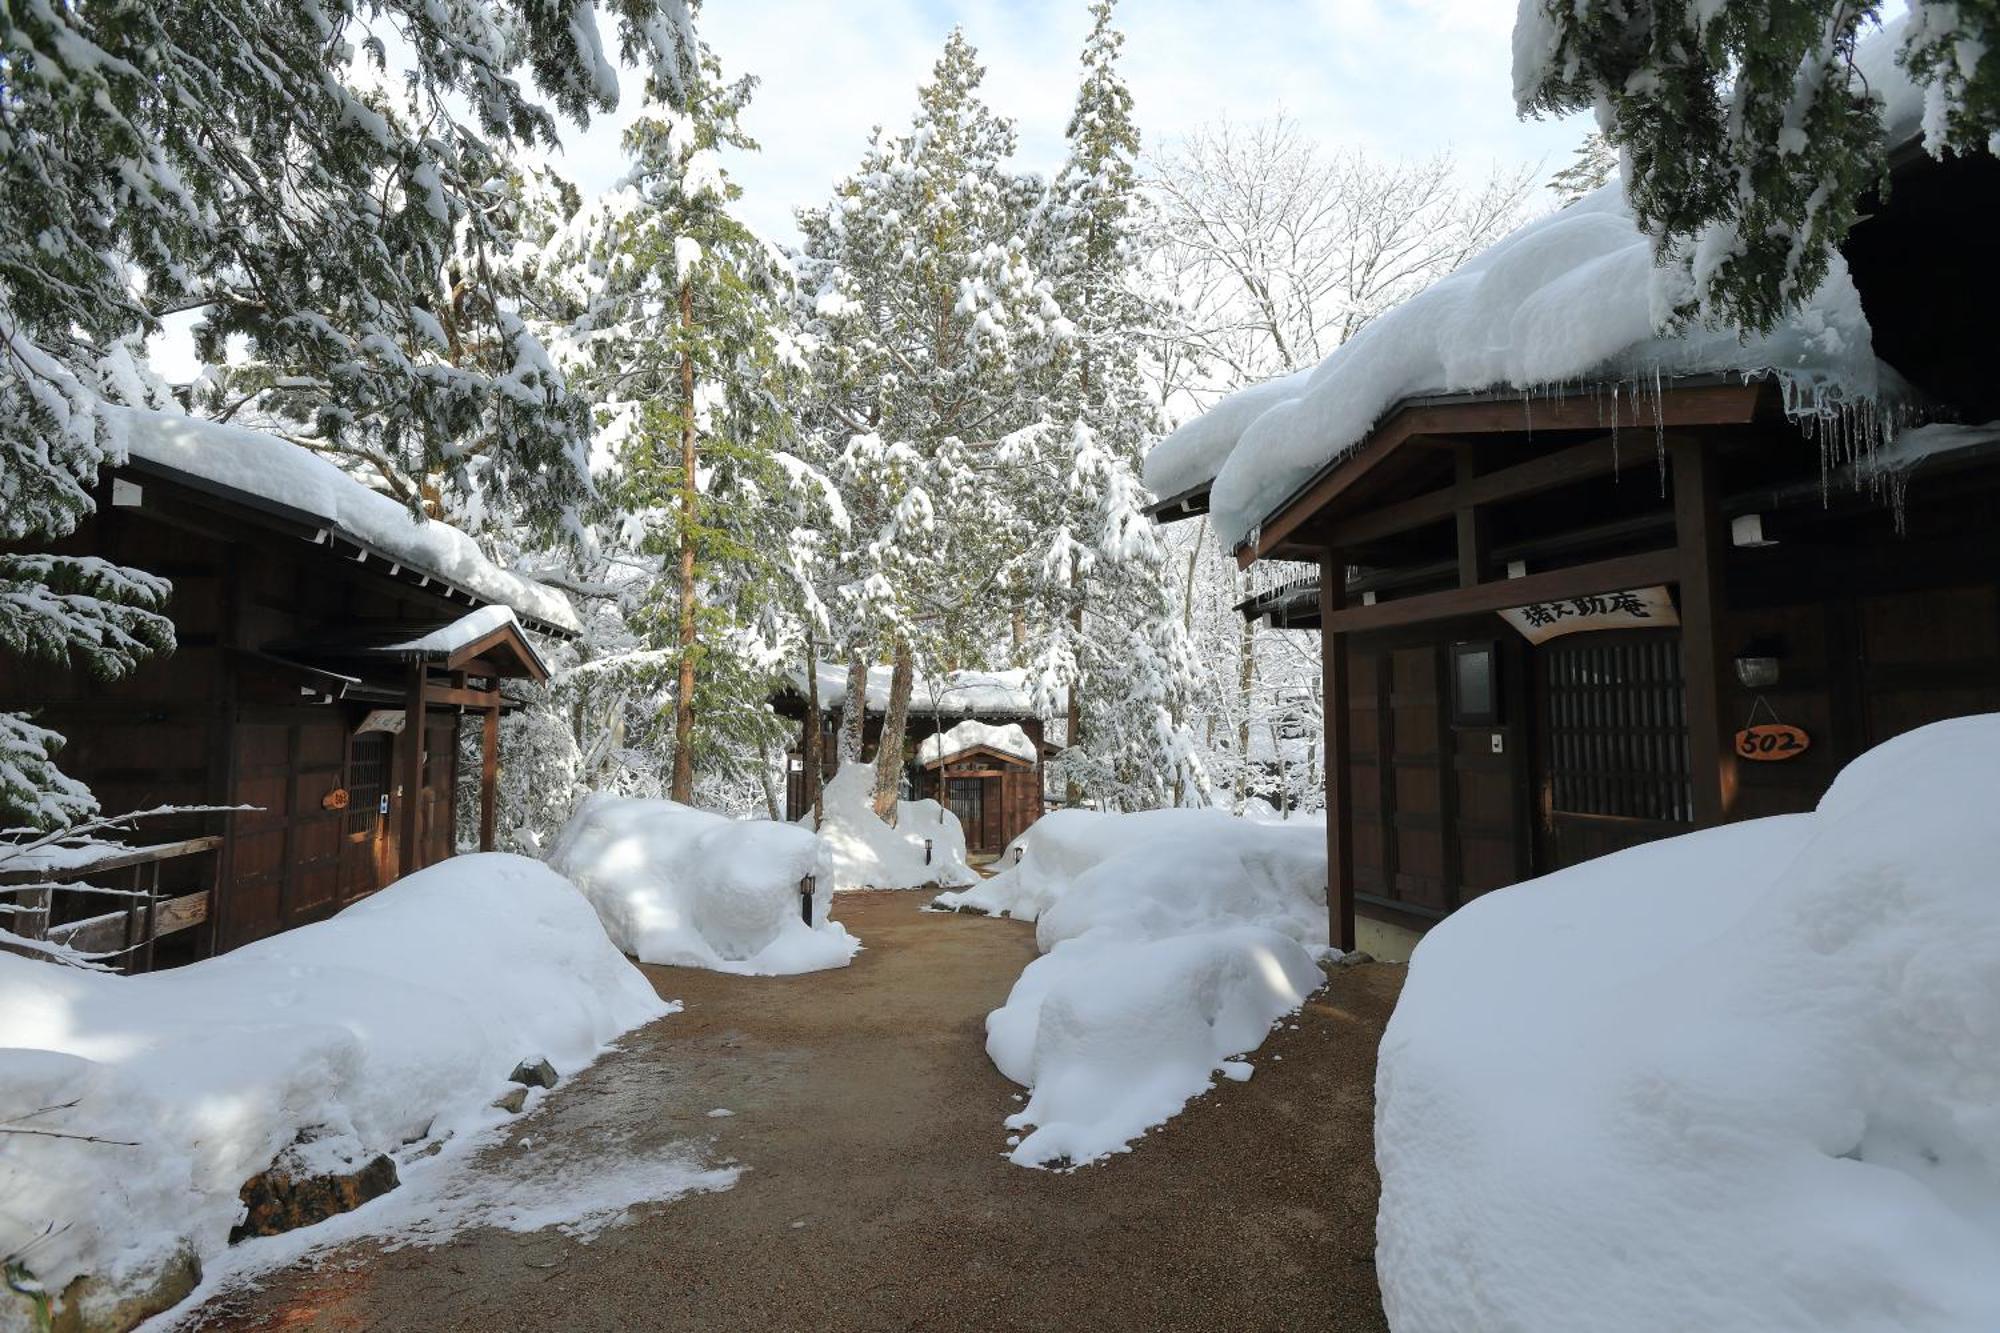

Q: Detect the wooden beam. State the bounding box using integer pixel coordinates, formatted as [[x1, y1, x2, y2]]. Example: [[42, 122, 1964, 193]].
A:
[[1243, 383, 1767, 565], [399, 663, 425, 878], [1320, 548, 1356, 954], [1323, 548, 1681, 636], [1670, 436, 1733, 826], [480, 705, 499, 852], [424, 682, 503, 710], [1454, 449, 1486, 588]]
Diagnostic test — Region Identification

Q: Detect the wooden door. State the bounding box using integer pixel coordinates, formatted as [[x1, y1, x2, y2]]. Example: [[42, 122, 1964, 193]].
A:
[[947, 777, 987, 851], [338, 730, 391, 903], [220, 715, 345, 948], [1535, 630, 1693, 873], [421, 714, 456, 866]]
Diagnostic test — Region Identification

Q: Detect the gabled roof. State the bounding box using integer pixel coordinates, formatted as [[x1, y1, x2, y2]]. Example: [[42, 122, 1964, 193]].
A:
[[267, 606, 552, 683], [109, 406, 581, 637]]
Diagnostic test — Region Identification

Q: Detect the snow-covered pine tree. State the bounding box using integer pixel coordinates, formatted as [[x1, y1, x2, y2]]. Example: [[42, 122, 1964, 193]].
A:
[[1028, 0, 1207, 809], [1548, 131, 1618, 207], [795, 29, 1062, 816], [1514, 1, 1998, 333], [546, 45, 811, 804], [0, 0, 691, 829]]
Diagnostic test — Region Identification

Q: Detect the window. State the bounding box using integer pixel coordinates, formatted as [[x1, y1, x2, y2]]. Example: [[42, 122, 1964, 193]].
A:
[[1451, 641, 1500, 726], [346, 731, 390, 836], [947, 778, 984, 832], [1543, 633, 1692, 822]]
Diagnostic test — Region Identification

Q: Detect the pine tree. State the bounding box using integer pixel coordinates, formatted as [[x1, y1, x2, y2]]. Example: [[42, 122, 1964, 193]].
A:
[[1547, 131, 1619, 207], [796, 29, 1061, 816], [1028, 0, 1206, 810], [1514, 1, 1998, 333], [0, 0, 692, 829]]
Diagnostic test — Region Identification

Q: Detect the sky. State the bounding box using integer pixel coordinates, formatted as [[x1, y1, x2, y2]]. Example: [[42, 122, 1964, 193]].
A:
[[549, 0, 1590, 245]]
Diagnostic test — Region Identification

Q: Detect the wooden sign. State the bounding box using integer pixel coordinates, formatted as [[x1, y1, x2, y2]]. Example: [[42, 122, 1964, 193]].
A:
[[1734, 723, 1811, 762], [321, 787, 351, 811], [1500, 585, 1679, 644]]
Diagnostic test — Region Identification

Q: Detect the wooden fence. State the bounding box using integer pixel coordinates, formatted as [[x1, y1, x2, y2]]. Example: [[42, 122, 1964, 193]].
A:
[[0, 836, 225, 972]]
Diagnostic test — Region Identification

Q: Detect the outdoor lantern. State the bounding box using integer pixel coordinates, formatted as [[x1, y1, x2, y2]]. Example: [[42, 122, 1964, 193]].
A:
[[924, 838, 933, 865], [1014, 846, 1024, 864]]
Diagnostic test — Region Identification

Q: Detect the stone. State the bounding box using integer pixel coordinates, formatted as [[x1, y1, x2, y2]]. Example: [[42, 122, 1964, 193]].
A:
[[7, 1240, 204, 1333], [509, 1057, 558, 1089], [491, 1086, 529, 1115], [229, 1135, 399, 1244], [1331, 950, 1376, 968]]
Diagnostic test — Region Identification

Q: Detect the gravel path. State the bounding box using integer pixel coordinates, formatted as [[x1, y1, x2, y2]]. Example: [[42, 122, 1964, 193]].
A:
[[182, 891, 1400, 1332]]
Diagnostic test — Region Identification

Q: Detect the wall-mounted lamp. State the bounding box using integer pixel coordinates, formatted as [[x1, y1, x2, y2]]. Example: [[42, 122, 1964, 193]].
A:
[[1733, 638, 1786, 690], [1731, 514, 1780, 548]]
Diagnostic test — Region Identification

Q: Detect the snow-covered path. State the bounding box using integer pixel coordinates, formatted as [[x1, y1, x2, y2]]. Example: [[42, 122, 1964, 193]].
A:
[[174, 892, 1399, 1332]]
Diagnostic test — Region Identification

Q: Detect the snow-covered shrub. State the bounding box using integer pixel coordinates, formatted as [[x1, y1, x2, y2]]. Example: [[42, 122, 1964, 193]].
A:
[[1377, 715, 2000, 1332], [0, 854, 664, 1306], [967, 808, 1330, 1167], [547, 795, 859, 974], [810, 762, 974, 891]]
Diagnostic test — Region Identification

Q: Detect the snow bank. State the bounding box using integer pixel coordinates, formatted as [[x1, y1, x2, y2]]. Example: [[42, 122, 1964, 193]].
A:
[[1378, 716, 2000, 1332], [546, 796, 859, 974], [790, 664, 1041, 718], [1144, 182, 1885, 547], [811, 763, 975, 891], [111, 407, 581, 633], [962, 809, 1329, 1167], [917, 718, 1037, 766], [0, 854, 663, 1303]]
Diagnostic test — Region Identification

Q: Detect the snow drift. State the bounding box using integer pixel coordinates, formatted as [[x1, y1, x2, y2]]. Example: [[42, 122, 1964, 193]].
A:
[[547, 795, 859, 974], [963, 809, 1330, 1167], [811, 763, 975, 891], [917, 718, 1037, 765], [1377, 716, 2000, 1332], [0, 854, 663, 1307]]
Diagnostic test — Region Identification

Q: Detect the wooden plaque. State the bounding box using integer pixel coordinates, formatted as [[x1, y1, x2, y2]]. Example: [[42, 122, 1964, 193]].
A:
[[322, 787, 352, 811], [1734, 724, 1810, 762]]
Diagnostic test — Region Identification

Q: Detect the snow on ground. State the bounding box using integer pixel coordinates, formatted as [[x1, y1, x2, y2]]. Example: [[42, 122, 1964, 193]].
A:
[[1378, 716, 2000, 1332], [547, 796, 859, 974], [953, 809, 1329, 1167], [0, 854, 664, 1306], [809, 763, 975, 891], [916, 719, 1038, 766], [111, 407, 580, 633]]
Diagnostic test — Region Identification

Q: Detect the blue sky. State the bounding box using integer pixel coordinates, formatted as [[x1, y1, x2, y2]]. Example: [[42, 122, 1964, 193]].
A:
[[550, 0, 1592, 243]]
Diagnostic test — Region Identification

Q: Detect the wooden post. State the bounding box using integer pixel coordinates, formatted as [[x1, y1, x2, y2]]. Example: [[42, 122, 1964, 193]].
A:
[[1319, 548, 1356, 954], [479, 703, 500, 852], [1455, 449, 1487, 589], [1670, 435, 1734, 826], [399, 662, 425, 878]]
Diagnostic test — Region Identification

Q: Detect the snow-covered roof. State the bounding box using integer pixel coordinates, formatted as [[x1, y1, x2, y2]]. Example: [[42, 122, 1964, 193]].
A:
[[109, 407, 582, 636], [791, 664, 1043, 719], [379, 605, 550, 677], [918, 720, 1039, 767], [1150, 24, 1931, 551]]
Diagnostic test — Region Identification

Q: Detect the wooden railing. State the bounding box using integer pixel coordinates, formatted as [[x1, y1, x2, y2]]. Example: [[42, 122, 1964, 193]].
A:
[[0, 836, 225, 972]]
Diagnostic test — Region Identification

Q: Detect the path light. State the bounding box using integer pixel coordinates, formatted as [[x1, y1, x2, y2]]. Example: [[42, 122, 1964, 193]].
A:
[[799, 875, 815, 925], [924, 838, 933, 865], [1014, 846, 1024, 864]]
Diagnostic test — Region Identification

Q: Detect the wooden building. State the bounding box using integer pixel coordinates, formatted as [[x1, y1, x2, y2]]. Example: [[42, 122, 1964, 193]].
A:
[[774, 666, 1050, 854], [1153, 142, 2000, 959], [0, 414, 579, 964]]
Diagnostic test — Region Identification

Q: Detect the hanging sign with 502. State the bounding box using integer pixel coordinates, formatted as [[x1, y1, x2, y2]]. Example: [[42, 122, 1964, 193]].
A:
[[1734, 723, 1811, 761]]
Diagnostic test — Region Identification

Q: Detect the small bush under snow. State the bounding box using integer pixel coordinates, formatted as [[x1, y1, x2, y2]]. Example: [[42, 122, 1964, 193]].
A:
[[811, 762, 975, 891], [0, 854, 664, 1302], [547, 795, 859, 974], [966, 809, 1330, 1167], [1377, 716, 2000, 1332]]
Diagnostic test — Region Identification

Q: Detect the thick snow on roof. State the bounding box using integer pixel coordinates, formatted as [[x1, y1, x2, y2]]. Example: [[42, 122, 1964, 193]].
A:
[[383, 605, 524, 657], [1144, 183, 1886, 547], [1152, 20, 1938, 550], [918, 719, 1038, 766], [110, 407, 582, 634], [793, 663, 1042, 718]]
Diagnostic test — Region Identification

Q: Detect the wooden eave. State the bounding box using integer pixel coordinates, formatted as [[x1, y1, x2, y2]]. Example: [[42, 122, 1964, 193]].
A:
[[1234, 379, 1775, 568]]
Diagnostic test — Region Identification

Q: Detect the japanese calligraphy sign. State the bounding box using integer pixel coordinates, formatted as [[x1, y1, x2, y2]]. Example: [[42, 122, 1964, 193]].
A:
[[1499, 585, 1679, 644]]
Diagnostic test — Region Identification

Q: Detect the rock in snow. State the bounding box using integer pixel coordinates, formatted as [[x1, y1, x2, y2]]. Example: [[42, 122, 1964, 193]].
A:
[[969, 809, 1331, 1167], [0, 854, 664, 1312], [1377, 716, 2000, 1332], [547, 794, 861, 974]]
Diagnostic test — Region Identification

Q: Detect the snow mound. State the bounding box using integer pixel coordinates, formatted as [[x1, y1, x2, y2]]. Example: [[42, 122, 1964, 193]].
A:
[[812, 763, 975, 891], [1378, 715, 2000, 1332], [1144, 182, 1885, 547], [917, 718, 1037, 766], [0, 854, 663, 1302], [968, 809, 1329, 1167], [547, 796, 859, 974]]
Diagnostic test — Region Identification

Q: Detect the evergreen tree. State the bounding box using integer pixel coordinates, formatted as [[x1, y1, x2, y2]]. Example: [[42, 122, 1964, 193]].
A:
[[1515, 2, 1998, 333], [796, 29, 1061, 816], [1547, 131, 1619, 207], [0, 0, 691, 829]]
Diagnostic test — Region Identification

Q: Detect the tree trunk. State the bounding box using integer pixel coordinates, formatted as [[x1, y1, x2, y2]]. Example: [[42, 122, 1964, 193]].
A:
[[839, 649, 869, 765], [802, 637, 824, 825], [670, 278, 698, 804], [1064, 576, 1084, 806], [872, 637, 914, 821], [757, 735, 782, 823]]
